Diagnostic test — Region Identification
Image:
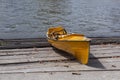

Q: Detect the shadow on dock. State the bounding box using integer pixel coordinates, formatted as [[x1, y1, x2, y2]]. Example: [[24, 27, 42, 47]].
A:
[[52, 47, 105, 69], [87, 54, 106, 69], [52, 47, 76, 61]]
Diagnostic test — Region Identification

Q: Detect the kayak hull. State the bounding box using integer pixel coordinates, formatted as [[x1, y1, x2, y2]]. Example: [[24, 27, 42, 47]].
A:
[[48, 39, 90, 64]]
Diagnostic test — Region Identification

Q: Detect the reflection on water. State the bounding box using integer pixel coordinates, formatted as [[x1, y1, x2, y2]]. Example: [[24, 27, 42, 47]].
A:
[[0, 0, 120, 39]]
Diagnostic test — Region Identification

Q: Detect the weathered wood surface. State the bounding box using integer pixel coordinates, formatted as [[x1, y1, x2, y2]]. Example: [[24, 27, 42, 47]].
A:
[[0, 71, 120, 80], [0, 44, 120, 80]]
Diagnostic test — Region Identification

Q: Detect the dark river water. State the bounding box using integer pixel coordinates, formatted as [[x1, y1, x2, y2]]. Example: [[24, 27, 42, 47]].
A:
[[0, 0, 120, 39]]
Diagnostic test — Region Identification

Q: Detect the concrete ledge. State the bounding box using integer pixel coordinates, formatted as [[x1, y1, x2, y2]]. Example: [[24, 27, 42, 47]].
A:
[[0, 37, 120, 49]]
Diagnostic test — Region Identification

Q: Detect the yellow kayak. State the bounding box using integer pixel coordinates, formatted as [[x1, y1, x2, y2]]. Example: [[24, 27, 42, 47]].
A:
[[46, 26, 91, 64]]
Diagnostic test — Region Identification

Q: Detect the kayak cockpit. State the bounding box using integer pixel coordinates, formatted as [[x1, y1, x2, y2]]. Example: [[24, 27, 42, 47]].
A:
[[47, 26, 90, 41]]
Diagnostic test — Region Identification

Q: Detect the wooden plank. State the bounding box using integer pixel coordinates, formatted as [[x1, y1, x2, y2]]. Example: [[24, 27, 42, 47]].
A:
[[0, 48, 53, 56], [90, 45, 120, 58], [0, 57, 120, 73], [0, 56, 73, 65], [0, 44, 119, 54], [0, 52, 67, 60], [90, 44, 120, 50], [0, 71, 120, 80]]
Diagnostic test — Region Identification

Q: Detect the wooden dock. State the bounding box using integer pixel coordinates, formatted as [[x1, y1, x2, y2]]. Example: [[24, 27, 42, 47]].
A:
[[0, 44, 120, 80]]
